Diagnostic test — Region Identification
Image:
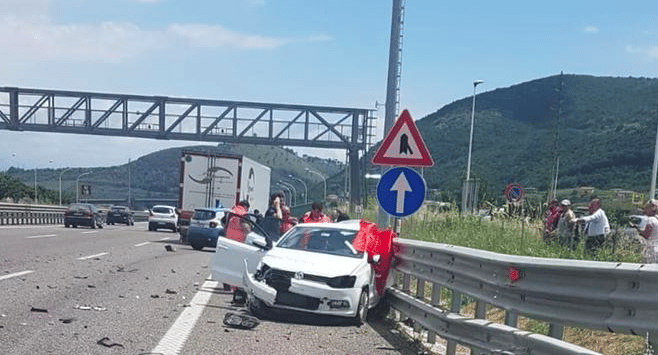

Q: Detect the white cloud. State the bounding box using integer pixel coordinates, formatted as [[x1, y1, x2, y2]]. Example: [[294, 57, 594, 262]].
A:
[[0, 2, 329, 64], [625, 45, 658, 61], [584, 25, 599, 34], [168, 23, 288, 49]]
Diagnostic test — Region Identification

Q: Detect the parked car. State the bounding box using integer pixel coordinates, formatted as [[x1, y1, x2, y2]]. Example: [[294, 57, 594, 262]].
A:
[[148, 205, 178, 232], [106, 206, 134, 226], [187, 207, 228, 250], [210, 220, 383, 325], [64, 203, 104, 229]]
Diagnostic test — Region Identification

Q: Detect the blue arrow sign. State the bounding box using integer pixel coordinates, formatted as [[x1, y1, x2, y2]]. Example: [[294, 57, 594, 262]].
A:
[[376, 167, 426, 217]]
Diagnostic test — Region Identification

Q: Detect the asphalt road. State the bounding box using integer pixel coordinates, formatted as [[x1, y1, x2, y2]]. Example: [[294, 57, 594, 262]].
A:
[[0, 223, 419, 355]]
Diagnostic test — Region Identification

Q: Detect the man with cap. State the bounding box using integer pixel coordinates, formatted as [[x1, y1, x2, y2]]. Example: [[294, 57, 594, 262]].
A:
[[556, 199, 577, 249]]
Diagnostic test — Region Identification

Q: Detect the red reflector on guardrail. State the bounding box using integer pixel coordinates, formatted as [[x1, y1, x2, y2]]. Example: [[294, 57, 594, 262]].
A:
[[508, 266, 522, 283]]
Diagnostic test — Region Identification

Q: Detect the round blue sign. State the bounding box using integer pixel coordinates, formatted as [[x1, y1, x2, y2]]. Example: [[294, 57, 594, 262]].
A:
[[376, 167, 426, 217]]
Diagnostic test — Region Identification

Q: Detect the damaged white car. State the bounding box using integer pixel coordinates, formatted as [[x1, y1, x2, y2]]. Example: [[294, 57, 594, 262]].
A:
[[210, 220, 384, 324]]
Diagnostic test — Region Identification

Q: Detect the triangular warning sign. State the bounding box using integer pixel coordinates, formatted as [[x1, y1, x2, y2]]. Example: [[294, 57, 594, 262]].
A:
[[372, 109, 434, 167]]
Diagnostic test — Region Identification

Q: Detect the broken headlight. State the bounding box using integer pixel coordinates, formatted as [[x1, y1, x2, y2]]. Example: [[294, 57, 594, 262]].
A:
[[254, 263, 270, 282], [326, 275, 356, 288]]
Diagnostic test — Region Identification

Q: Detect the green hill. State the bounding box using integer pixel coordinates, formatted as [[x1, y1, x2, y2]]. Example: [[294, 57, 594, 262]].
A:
[[380, 74, 658, 202]]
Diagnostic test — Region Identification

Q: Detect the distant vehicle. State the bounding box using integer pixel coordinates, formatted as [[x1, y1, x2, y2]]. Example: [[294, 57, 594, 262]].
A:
[[211, 221, 384, 325], [148, 205, 178, 232], [106, 206, 134, 226], [186, 207, 228, 249], [64, 203, 104, 229], [177, 151, 271, 239]]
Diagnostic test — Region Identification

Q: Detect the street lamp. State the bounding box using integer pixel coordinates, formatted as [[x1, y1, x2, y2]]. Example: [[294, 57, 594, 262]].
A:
[[466, 80, 484, 181], [59, 168, 73, 206], [278, 181, 297, 206], [76, 172, 91, 203], [288, 175, 307, 204], [305, 168, 326, 201]]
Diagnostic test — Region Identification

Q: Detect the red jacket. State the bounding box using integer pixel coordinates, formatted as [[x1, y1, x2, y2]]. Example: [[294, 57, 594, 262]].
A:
[[226, 204, 249, 243]]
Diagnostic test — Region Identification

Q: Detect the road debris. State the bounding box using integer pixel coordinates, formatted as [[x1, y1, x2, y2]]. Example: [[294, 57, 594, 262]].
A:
[[151, 295, 160, 298], [165, 289, 177, 294], [73, 305, 107, 312], [165, 245, 175, 252], [97, 337, 124, 348], [59, 318, 76, 324], [223, 312, 259, 329], [30, 307, 48, 313]]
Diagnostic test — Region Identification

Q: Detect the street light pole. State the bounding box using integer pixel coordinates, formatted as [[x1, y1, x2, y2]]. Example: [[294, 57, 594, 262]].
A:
[[76, 172, 91, 203], [59, 167, 73, 206], [288, 175, 307, 204], [305, 168, 326, 202], [466, 80, 484, 181], [34, 159, 53, 205]]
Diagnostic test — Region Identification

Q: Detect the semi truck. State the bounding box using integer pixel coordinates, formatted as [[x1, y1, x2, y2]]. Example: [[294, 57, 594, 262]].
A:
[[178, 150, 271, 241]]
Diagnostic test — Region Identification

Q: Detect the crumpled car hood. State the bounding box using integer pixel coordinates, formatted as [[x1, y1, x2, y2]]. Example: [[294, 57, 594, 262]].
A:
[[261, 248, 364, 277]]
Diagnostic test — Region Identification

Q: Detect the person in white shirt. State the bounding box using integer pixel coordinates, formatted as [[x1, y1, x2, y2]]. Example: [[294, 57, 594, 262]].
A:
[[576, 198, 610, 254], [630, 199, 658, 263]]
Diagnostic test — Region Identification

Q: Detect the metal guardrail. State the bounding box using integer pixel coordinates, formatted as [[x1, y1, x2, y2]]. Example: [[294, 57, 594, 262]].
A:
[[0, 202, 67, 225], [0, 203, 149, 225], [387, 238, 658, 355]]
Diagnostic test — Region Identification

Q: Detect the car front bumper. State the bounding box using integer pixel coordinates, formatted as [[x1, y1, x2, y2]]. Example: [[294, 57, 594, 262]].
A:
[[244, 268, 362, 318]]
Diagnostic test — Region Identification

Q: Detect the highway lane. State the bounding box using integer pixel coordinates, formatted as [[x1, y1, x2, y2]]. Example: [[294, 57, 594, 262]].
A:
[[0, 224, 417, 355]]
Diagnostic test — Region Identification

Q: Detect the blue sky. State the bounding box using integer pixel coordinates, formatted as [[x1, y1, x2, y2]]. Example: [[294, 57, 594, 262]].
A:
[[1, 0, 657, 170]]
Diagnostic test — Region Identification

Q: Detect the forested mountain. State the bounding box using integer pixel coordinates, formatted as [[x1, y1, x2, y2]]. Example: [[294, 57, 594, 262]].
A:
[[378, 74, 658, 200]]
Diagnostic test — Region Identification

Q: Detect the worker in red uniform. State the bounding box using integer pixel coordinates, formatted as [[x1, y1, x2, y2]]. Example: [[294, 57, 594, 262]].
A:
[[225, 200, 251, 243], [300, 201, 331, 223]]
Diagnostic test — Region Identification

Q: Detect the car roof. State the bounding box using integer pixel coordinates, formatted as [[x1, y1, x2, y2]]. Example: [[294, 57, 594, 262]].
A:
[[194, 207, 229, 213], [292, 220, 361, 231], [152, 205, 175, 209]]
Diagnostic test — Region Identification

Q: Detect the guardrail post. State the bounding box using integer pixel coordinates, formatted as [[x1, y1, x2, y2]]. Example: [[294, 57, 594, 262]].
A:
[[505, 310, 518, 327], [402, 273, 411, 293], [470, 300, 489, 355], [549, 323, 564, 340], [648, 332, 657, 355], [414, 278, 425, 333], [445, 290, 462, 355], [426, 282, 441, 344]]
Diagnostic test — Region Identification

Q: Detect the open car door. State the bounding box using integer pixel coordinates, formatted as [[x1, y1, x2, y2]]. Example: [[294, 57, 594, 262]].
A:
[[210, 214, 273, 287]]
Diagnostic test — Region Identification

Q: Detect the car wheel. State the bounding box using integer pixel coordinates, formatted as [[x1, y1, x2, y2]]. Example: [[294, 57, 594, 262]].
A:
[[354, 289, 369, 326], [248, 296, 268, 318], [368, 300, 390, 321], [98, 222, 103, 229], [91, 222, 96, 229], [73, 224, 78, 228], [191, 242, 204, 251], [148, 222, 155, 231], [64, 224, 69, 228]]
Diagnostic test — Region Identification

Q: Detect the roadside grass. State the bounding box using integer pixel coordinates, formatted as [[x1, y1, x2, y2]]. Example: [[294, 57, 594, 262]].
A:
[[370, 206, 648, 355]]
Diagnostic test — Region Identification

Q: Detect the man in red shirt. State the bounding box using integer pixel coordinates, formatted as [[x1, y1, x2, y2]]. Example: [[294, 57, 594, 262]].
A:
[[225, 200, 251, 243], [299, 201, 331, 223]]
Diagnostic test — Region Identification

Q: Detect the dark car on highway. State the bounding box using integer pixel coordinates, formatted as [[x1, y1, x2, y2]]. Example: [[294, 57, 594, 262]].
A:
[[106, 206, 134, 225], [64, 203, 104, 229]]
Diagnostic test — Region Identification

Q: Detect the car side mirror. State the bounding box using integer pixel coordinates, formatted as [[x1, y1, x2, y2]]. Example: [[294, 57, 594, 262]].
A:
[[369, 255, 381, 264], [252, 237, 270, 250]]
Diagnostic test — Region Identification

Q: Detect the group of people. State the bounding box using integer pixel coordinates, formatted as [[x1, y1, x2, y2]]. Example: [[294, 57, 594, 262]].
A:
[[544, 198, 610, 254], [224, 191, 350, 243], [545, 197, 658, 262]]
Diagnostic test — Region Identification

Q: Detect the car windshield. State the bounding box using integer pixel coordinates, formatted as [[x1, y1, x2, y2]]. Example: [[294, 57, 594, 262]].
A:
[[193, 210, 218, 220], [277, 226, 362, 258], [152, 207, 172, 214]]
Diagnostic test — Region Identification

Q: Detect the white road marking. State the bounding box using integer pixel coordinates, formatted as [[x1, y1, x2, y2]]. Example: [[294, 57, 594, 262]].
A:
[[77, 252, 108, 260], [159, 237, 174, 241], [134, 242, 150, 247], [81, 231, 98, 234], [26, 234, 57, 239], [0, 270, 35, 281], [151, 280, 219, 355]]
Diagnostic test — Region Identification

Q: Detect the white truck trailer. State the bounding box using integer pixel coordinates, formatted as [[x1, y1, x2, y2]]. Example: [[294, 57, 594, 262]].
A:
[[178, 150, 271, 219]]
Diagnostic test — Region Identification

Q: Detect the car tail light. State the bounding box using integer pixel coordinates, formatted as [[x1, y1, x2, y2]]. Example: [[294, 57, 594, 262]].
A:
[[209, 221, 218, 228]]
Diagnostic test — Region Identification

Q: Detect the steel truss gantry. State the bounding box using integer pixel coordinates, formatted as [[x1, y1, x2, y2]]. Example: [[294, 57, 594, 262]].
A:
[[0, 87, 376, 205]]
